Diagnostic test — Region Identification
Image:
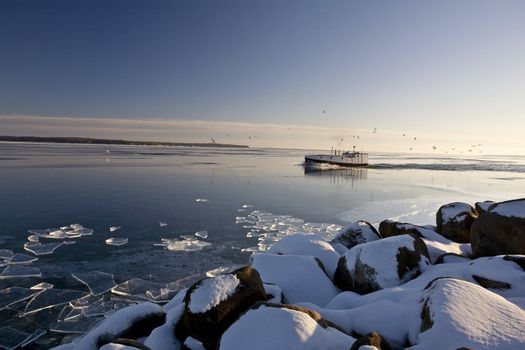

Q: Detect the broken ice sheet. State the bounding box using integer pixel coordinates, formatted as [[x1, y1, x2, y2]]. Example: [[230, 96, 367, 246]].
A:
[[105, 238, 128, 246], [161, 238, 211, 252], [27, 235, 39, 242], [8, 253, 38, 265], [24, 289, 88, 315], [0, 249, 13, 260], [71, 271, 116, 296], [0, 326, 29, 350], [112, 278, 166, 302], [81, 299, 114, 317], [24, 242, 64, 256], [0, 265, 41, 279], [20, 329, 46, 347], [109, 226, 121, 232], [49, 317, 103, 334], [0, 287, 42, 311], [194, 230, 208, 239]]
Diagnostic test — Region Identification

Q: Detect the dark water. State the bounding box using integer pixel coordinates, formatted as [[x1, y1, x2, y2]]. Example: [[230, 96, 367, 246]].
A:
[[1, 142, 524, 347]]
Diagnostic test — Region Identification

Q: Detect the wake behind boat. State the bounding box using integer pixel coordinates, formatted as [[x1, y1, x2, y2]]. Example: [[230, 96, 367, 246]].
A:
[[305, 148, 368, 167]]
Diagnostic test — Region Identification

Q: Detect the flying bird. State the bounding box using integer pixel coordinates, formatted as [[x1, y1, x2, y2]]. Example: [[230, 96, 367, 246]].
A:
[[210, 138, 216, 144]]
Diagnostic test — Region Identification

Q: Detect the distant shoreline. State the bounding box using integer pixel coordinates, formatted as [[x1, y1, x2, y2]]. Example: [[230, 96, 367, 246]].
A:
[[0, 135, 249, 148]]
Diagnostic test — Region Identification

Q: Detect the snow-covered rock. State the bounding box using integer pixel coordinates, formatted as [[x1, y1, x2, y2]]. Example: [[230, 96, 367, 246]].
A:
[[434, 253, 471, 265], [219, 303, 356, 350], [412, 278, 525, 349], [268, 233, 341, 278], [471, 198, 525, 256], [436, 202, 478, 243], [181, 265, 266, 349], [378, 220, 470, 262], [331, 221, 381, 253], [475, 200, 496, 215], [251, 253, 339, 306], [71, 302, 165, 350], [334, 234, 430, 294], [144, 304, 184, 350]]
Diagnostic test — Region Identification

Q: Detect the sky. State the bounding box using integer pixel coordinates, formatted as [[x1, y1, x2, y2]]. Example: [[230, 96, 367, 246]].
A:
[[1, 0, 524, 153]]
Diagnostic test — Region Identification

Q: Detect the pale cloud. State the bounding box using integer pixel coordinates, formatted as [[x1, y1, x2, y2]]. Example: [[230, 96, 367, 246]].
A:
[[0, 114, 522, 154]]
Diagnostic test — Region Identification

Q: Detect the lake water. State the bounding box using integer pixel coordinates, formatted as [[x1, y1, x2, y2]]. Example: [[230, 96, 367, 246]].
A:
[[1, 142, 525, 348]]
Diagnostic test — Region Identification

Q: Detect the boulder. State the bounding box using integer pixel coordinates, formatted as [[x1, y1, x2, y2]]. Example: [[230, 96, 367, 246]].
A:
[[334, 234, 430, 294], [181, 266, 266, 349], [434, 253, 470, 265], [378, 220, 429, 238], [414, 278, 525, 349], [436, 202, 478, 243], [251, 253, 339, 306], [471, 198, 525, 257], [475, 200, 496, 215], [218, 302, 355, 350], [331, 221, 381, 253], [350, 332, 393, 350], [268, 233, 341, 278]]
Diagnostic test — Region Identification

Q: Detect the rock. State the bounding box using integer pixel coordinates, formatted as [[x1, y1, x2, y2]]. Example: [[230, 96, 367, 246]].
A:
[[415, 278, 525, 349], [436, 202, 478, 243], [475, 200, 496, 215], [331, 221, 381, 253], [334, 234, 430, 294], [181, 266, 266, 349], [350, 332, 393, 350], [251, 253, 339, 306], [503, 255, 525, 271], [472, 275, 511, 290], [268, 233, 341, 278], [182, 337, 206, 350], [471, 198, 525, 257], [74, 302, 165, 350], [218, 302, 356, 350], [378, 220, 429, 238], [263, 283, 283, 303], [434, 253, 471, 265], [144, 304, 184, 350]]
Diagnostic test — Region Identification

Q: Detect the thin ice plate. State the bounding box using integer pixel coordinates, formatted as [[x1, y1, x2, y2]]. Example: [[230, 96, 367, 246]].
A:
[[8, 253, 38, 265], [24, 289, 88, 315], [0, 326, 29, 350], [0, 287, 42, 311], [105, 238, 128, 246], [24, 242, 64, 256], [0, 265, 41, 279], [0, 250, 14, 260], [111, 278, 165, 301], [71, 271, 116, 295], [49, 317, 103, 334]]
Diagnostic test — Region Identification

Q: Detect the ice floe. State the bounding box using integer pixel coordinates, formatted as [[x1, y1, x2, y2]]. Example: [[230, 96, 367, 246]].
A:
[[109, 226, 121, 232], [72, 271, 116, 295], [195, 198, 209, 202], [194, 230, 208, 239], [105, 238, 128, 246], [0, 287, 42, 311], [8, 253, 38, 264], [0, 327, 46, 350], [24, 289, 88, 315], [159, 221, 168, 227], [23, 241, 64, 255], [0, 265, 41, 279], [157, 237, 211, 252]]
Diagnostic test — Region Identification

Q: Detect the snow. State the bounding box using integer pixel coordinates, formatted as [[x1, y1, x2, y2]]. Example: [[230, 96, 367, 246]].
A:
[[72, 302, 163, 350], [343, 235, 429, 290], [268, 234, 340, 278], [188, 274, 240, 313], [183, 336, 206, 350], [410, 278, 525, 350], [252, 253, 339, 306], [219, 305, 356, 350], [337, 221, 380, 245], [491, 199, 525, 218], [144, 304, 184, 350]]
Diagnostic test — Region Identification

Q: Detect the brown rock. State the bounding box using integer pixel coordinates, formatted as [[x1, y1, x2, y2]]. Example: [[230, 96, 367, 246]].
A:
[[181, 265, 267, 349], [475, 200, 496, 215], [350, 332, 394, 350], [434, 253, 471, 265], [436, 202, 478, 243], [471, 198, 525, 257], [472, 275, 511, 290]]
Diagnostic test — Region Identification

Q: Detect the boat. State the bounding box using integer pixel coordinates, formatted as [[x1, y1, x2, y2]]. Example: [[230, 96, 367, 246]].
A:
[[305, 148, 368, 167]]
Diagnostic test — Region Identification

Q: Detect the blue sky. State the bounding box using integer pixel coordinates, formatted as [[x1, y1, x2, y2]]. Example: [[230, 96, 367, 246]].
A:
[[1, 0, 524, 152]]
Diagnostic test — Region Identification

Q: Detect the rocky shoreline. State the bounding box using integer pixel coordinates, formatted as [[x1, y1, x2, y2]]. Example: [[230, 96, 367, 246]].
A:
[[54, 198, 525, 350]]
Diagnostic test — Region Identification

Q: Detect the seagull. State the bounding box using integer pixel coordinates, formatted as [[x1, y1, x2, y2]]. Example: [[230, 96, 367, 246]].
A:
[[402, 134, 406, 137], [210, 138, 216, 144], [413, 137, 417, 141], [340, 138, 344, 142], [322, 110, 327, 114], [106, 149, 111, 154], [432, 146, 437, 151], [372, 128, 377, 134]]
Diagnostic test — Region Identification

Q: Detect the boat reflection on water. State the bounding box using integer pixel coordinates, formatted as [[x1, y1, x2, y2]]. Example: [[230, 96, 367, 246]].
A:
[[303, 164, 368, 184]]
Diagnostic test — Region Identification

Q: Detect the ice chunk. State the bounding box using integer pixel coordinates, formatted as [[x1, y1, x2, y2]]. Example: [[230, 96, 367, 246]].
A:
[[112, 278, 166, 302], [109, 226, 121, 232], [71, 271, 116, 296], [159, 237, 211, 252], [105, 238, 128, 246], [0, 249, 14, 260], [24, 242, 64, 255], [82, 299, 114, 318], [0, 265, 41, 279], [71, 227, 93, 236], [27, 235, 39, 243], [159, 221, 168, 227], [24, 289, 88, 315], [63, 240, 76, 245], [194, 230, 208, 239], [31, 282, 54, 290], [242, 204, 254, 208], [195, 198, 209, 202], [9, 253, 38, 264], [0, 287, 42, 311]]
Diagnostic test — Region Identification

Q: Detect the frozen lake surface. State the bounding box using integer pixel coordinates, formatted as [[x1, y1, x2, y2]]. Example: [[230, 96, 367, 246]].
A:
[[1, 142, 525, 348]]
